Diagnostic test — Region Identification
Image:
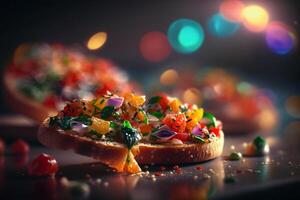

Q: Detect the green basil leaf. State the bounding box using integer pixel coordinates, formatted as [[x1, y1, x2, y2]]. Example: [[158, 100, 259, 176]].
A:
[[148, 96, 162, 105]]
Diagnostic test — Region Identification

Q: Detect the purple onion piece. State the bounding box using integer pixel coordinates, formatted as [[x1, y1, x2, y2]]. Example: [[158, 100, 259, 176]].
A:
[[153, 126, 177, 141], [107, 97, 124, 108], [191, 125, 202, 136], [71, 121, 89, 135]]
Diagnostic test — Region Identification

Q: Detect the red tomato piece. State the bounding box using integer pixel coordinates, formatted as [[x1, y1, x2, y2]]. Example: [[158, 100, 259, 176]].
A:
[[28, 153, 58, 176], [11, 139, 30, 155], [63, 101, 83, 117], [173, 132, 190, 142], [209, 127, 220, 137], [43, 95, 58, 109], [159, 94, 169, 112], [163, 113, 186, 133]]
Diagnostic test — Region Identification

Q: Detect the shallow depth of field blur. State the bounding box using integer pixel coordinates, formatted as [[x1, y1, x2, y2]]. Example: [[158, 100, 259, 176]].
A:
[[0, 0, 299, 138]]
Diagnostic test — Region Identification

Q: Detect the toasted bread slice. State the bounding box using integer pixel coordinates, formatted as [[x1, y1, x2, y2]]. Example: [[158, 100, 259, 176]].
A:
[[3, 71, 57, 122], [38, 118, 224, 171]]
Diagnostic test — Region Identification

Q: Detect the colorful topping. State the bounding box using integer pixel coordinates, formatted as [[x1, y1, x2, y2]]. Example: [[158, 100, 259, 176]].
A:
[[28, 153, 58, 176], [11, 139, 30, 155], [48, 92, 223, 173], [49, 92, 222, 146], [9, 44, 136, 110]]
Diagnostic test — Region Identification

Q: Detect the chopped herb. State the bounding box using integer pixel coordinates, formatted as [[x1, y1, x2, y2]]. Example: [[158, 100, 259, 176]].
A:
[[100, 106, 115, 119], [123, 120, 132, 129], [192, 135, 206, 143], [203, 112, 216, 127], [149, 111, 164, 119], [109, 121, 119, 128], [49, 115, 92, 130], [148, 96, 162, 105]]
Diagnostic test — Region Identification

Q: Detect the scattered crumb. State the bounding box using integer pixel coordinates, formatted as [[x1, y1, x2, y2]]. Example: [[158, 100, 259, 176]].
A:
[[203, 173, 211, 179], [196, 166, 204, 171], [103, 182, 109, 187], [60, 177, 70, 188], [193, 175, 198, 180], [290, 172, 295, 176]]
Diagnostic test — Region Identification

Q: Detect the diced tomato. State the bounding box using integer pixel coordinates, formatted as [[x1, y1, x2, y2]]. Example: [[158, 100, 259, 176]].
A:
[[163, 113, 186, 133], [173, 133, 190, 142], [156, 93, 169, 112], [62, 71, 81, 87], [43, 95, 58, 109], [11, 139, 30, 155], [28, 153, 58, 176], [139, 124, 152, 134], [95, 84, 114, 97], [209, 127, 220, 137], [62, 101, 83, 117], [130, 120, 139, 128]]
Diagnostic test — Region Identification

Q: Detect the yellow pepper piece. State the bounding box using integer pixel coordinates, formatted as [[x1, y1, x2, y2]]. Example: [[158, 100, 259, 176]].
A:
[[169, 98, 181, 113], [94, 98, 107, 110], [81, 100, 95, 116], [90, 117, 110, 134], [191, 108, 204, 122], [125, 93, 145, 108], [123, 150, 141, 173], [186, 118, 198, 132]]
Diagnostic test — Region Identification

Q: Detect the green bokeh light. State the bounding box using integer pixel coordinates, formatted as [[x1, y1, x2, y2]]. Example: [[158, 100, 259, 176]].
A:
[[168, 19, 205, 54]]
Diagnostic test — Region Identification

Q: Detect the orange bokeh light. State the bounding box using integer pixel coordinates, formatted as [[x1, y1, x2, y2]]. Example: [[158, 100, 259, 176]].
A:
[[220, 0, 245, 22], [242, 5, 269, 32], [160, 69, 178, 86], [139, 31, 171, 62], [87, 32, 107, 50]]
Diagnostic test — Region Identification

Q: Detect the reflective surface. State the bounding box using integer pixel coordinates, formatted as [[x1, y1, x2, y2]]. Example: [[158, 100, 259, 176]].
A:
[[0, 135, 300, 200]]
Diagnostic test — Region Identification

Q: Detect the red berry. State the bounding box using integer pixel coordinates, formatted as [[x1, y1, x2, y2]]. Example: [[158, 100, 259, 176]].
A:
[[28, 153, 58, 176], [0, 138, 5, 154], [11, 139, 29, 155]]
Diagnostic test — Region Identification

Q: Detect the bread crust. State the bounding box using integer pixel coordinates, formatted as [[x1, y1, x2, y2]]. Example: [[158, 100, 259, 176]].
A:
[[38, 118, 224, 168], [3, 70, 57, 122]]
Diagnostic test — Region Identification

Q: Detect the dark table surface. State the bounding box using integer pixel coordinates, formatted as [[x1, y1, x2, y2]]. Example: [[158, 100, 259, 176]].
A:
[[1, 125, 300, 200]]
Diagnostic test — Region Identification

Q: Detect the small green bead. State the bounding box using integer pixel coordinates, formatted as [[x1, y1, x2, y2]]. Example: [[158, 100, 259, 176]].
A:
[[229, 152, 242, 161]]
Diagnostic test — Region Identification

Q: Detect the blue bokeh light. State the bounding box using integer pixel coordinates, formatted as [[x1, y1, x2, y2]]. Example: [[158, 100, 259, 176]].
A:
[[208, 13, 240, 37], [167, 19, 205, 54], [266, 22, 295, 55]]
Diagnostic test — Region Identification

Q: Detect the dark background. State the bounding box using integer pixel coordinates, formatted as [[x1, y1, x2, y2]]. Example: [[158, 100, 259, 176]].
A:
[[0, 0, 299, 113]]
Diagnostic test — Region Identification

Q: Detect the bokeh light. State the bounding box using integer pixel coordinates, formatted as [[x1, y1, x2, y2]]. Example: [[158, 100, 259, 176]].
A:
[[208, 13, 240, 37], [87, 32, 107, 50], [242, 5, 269, 32], [266, 22, 297, 55], [285, 95, 300, 118], [219, 0, 245, 22], [168, 19, 205, 54], [182, 88, 202, 105], [139, 31, 171, 62], [160, 69, 179, 86]]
